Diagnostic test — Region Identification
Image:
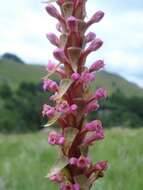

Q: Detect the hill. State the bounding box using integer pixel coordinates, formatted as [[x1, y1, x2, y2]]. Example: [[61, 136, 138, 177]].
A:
[[0, 59, 143, 96], [1, 53, 24, 64], [0, 59, 46, 88]]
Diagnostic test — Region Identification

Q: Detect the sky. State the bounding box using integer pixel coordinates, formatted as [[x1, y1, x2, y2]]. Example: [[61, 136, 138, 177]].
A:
[[0, 0, 143, 87]]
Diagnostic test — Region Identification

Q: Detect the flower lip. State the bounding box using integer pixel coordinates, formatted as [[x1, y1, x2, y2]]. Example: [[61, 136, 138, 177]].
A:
[[48, 131, 65, 145], [77, 156, 91, 168]]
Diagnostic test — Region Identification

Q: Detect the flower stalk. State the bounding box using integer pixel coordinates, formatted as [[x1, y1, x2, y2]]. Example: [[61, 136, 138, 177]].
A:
[[42, 0, 108, 189]]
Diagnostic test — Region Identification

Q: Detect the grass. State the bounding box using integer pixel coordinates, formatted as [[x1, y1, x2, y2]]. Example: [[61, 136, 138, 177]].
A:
[[0, 128, 143, 190]]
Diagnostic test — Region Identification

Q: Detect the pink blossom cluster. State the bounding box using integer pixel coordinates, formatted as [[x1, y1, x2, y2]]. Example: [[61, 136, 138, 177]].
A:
[[42, 0, 108, 189]]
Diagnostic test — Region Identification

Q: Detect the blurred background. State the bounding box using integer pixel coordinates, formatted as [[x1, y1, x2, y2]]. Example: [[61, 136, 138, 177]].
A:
[[0, 0, 143, 190]]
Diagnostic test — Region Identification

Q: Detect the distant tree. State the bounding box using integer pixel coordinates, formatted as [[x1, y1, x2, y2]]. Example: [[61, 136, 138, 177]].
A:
[[0, 84, 12, 99]]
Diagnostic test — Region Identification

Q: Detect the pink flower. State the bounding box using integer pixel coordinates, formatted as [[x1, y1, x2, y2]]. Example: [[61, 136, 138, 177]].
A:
[[83, 120, 102, 132], [83, 130, 104, 145], [46, 33, 59, 47], [60, 183, 80, 190], [67, 16, 78, 32], [49, 172, 63, 183], [85, 101, 100, 114], [46, 61, 67, 78], [42, 104, 55, 118], [44, 1, 108, 188], [73, 184, 80, 190], [71, 72, 80, 81], [89, 60, 105, 72], [56, 101, 78, 114], [94, 88, 108, 100], [48, 131, 65, 145], [56, 101, 70, 113], [87, 160, 108, 177], [85, 32, 96, 43], [43, 79, 59, 92], [80, 70, 95, 84], [94, 160, 108, 171], [53, 48, 69, 63], [77, 156, 91, 168], [69, 156, 91, 169], [69, 157, 78, 165], [70, 104, 78, 113], [46, 60, 56, 71]]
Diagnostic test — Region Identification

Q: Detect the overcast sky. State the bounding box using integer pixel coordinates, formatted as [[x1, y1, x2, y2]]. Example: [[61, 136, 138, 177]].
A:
[[0, 0, 143, 87]]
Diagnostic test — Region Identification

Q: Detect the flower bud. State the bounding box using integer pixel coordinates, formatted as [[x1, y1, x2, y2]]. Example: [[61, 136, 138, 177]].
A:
[[85, 32, 96, 43], [80, 70, 95, 83], [83, 130, 104, 145], [46, 5, 61, 19], [87, 160, 108, 177], [83, 120, 102, 132], [94, 88, 108, 100], [48, 131, 65, 145], [85, 39, 103, 54], [43, 79, 59, 92], [46, 33, 59, 47], [86, 11, 105, 28], [67, 16, 78, 32], [42, 104, 55, 118], [91, 11, 105, 23], [85, 101, 100, 114], [94, 160, 108, 171], [56, 101, 70, 113], [73, 184, 80, 190], [57, 101, 78, 114], [46, 60, 56, 71], [53, 48, 68, 63], [89, 60, 105, 72], [69, 157, 78, 165], [70, 104, 78, 112], [71, 72, 80, 80]]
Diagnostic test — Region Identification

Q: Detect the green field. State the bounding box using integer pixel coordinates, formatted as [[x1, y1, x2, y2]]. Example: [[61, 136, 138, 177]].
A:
[[0, 128, 143, 190]]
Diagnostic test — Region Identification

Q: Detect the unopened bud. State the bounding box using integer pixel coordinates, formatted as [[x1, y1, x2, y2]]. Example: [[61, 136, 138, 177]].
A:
[[46, 5, 61, 19], [46, 33, 59, 47], [67, 16, 78, 32]]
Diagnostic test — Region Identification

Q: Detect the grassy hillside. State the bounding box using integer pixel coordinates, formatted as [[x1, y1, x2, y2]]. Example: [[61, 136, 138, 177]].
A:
[[0, 59, 143, 96], [0, 59, 46, 88], [0, 128, 143, 190], [95, 71, 143, 96]]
